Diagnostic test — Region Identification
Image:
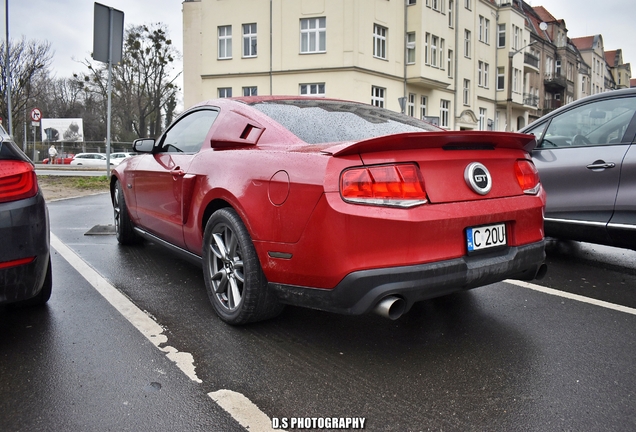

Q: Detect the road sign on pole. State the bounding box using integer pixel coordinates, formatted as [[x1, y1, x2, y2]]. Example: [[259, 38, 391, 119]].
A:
[[30, 108, 42, 123]]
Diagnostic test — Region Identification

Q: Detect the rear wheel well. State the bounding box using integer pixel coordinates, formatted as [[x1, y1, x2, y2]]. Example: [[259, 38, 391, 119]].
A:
[[201, 199, 232, 234]]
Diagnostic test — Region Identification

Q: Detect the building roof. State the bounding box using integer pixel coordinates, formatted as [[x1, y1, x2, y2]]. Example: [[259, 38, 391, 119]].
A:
[[631, 78, 636, 88]]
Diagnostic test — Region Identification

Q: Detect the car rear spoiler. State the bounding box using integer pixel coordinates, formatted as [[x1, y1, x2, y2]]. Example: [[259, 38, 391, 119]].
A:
[[321, 131, 537, 157]]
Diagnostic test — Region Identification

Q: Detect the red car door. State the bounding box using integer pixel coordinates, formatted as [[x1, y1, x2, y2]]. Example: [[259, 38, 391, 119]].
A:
[[132, 109, 220, 249]]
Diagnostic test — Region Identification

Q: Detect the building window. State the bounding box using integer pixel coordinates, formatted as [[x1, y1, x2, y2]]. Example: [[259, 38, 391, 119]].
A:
[[407, 0, 416, 4], [483, 63, 489, 88], [479, 108, 487, 130], [478, 61, 484, 86], [464, 0, 471, 10], [556, 60, 561, 76], [371, 86, 385, 107], [219, 88, 232, 98], [431, 35, 438, 67], [300, 83, 325, 96], [447, 49, 453, 78], [478, 16, 489, 44], [406, 32, 416, 64], [448, 0, 454, 28], [512, 24, 521, 50], [218, 26, 232, 59], [420, 96, 427, 119], [497, 24, 506, 48], [300, 17, 326, 53], [439, 39, 445, 69], [432, 0, 440, 10], [440, 99, 450, 128], [408, 93, 416, 117], [464, 30, 471, 58], [243, 23, 257, 57], [243, 86, 257, 96], [373, 24, 387, 59], [463, 79, 470, 105], [497, 66, 505, 91], [424, 33, 430, 64]]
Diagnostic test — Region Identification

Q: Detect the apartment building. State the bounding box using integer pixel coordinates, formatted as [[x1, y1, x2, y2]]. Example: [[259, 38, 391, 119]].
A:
[[182, 0, 630, 131]]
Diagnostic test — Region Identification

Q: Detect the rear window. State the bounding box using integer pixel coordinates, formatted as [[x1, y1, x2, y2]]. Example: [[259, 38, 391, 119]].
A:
[[251, 99, 440, 144]]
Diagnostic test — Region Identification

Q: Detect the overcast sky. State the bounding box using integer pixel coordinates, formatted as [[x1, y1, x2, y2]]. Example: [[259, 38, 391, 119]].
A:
[[2, 0, 633, 105]]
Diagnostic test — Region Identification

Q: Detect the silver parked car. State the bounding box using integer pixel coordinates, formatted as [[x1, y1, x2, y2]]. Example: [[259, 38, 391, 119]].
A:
[[521, 88, 636, 250]]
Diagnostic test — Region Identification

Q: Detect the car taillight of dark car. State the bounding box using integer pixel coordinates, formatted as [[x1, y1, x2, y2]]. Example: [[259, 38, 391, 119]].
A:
[[0, 160, 38, 203]]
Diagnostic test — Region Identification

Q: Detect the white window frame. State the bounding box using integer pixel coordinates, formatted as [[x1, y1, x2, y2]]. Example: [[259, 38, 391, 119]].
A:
[[497, 23, 506, 48], [479, 108, 487, 130], [483, 62, 489, 88], [243, 23, 257, 58], [440, 99, 450, 128], [300, 83, 326, 96], [478, 61, 484, 87], [447, 49, 453, 78], [406, 32, 416, 64], [497, 66, 505, 91], [242, 86, 257, 96], [300, 17, 326, 54], [218, 87, 232, 98], [463, 79, 470, 105], [373, 24, 387, 60], [431, 35, 438, 67], [464, 30, 471, 58], [424, 33, 430, 65], [464, 0, 471, 10], [218, 25, 232, 59], [439, 38, 445, 69], [371, 86, 386, 107], [420, 96, 428, 119], [408, 93, 416, 117], [448, 0, 454, 28]]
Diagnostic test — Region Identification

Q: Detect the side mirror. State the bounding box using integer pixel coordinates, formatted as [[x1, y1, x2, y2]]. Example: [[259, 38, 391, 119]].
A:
[[133, 138, 156, 153]]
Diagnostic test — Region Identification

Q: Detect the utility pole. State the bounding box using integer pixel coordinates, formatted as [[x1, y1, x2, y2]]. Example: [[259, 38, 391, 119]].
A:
[[4, 0, 13, 137]]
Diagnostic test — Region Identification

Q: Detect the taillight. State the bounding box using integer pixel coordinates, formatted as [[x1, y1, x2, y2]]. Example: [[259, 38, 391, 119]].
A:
[[340, 163, 428, 208], [515, 160, 540, 195], [0, 160, 38, 203]]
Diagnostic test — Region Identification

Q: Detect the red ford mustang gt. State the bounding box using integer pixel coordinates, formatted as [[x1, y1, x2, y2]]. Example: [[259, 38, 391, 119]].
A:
[[110, 97, 546, 325]]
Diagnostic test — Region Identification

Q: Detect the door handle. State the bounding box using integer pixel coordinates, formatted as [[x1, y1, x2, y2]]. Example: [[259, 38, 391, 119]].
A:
[[170, 167, 185, 178], [586, 161, 616, 170]]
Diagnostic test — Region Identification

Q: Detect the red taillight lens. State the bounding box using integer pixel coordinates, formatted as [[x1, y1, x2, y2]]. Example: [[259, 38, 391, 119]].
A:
[[515, 160, 540, 195], [340, 163, 428, 208], [0, 160, 38, 203]]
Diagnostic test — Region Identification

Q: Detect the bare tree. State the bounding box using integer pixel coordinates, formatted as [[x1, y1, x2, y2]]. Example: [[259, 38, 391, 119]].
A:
[[76, 22, 181, 142], [0, 37, 53, 143]]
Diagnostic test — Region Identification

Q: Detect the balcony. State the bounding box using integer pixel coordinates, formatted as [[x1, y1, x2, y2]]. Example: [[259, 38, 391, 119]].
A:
[[524, 93, 539, 108], [524, 52, 540, 71], [541, 99, 562, 115], [544, 73, 567, 91]]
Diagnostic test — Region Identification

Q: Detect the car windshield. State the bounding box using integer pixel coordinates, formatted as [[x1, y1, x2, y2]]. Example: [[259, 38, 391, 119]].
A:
[[251, 99, 439, 144]]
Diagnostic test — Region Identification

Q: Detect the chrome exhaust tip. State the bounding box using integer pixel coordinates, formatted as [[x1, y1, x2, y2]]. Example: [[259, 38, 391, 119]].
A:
[[374, 296, 406, 320]]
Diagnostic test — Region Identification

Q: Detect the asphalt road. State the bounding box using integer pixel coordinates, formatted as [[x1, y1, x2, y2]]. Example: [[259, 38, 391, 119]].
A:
[[1, 193, 635, 431]]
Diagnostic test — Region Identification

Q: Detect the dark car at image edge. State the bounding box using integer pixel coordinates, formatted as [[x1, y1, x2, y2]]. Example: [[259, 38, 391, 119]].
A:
[[0, 127, 52, 307]]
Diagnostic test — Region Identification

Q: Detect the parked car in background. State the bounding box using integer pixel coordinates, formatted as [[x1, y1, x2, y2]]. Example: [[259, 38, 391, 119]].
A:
[[521, 88, 636, 250], [0, 125, 52, 307], [111, 97, 546, 325], [42, 153, 75, 164], [70, 152, 114, 167], [110, 152, 138, 166]]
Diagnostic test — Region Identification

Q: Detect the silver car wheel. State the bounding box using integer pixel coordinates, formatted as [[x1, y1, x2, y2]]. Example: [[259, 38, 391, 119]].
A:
[[208, 224, 245, 311]]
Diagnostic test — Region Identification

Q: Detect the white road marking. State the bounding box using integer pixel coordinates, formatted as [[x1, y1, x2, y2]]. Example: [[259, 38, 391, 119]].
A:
[[209, 390, 281, 432], [505, 279, 636, 316], [51, 232, 278, 430]]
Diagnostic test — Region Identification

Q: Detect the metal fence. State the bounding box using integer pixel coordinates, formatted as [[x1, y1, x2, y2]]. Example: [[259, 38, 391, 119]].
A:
[[24, 141, 135, 163]]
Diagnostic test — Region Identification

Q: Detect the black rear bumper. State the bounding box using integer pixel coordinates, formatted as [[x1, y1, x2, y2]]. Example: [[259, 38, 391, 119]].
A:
[[269, 240, 546, 315]]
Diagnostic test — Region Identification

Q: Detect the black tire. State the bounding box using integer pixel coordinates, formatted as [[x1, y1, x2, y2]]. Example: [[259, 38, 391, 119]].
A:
[[202, 208, 284, 325], [11, 257, 52, 308], [114, 180, 139, 245]]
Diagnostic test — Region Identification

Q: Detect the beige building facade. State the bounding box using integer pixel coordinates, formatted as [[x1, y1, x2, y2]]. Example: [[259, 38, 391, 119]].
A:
[[182, 0, 630, 132]]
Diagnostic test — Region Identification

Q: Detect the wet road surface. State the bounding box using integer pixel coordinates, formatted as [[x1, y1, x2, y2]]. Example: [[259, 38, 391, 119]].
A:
[[1, 193, 635, 431]]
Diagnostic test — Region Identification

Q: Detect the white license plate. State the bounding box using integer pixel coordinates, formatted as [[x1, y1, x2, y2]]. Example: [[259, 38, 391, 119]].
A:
[[466, 223, 507, 252]]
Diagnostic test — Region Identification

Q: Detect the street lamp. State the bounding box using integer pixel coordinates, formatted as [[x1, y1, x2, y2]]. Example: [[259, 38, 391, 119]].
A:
[[506, 40, 537, 132]]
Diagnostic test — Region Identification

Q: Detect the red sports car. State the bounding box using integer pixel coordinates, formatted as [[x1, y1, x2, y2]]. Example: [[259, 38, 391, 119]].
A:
[[111, 97, 546, 325]]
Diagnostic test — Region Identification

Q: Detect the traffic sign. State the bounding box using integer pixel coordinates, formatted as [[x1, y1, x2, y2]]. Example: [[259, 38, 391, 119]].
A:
[[30, 108, 42, 123]]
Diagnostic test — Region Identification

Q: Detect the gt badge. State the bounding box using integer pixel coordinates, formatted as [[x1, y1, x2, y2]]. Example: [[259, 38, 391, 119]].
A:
[[464, 162, 492, 195]]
